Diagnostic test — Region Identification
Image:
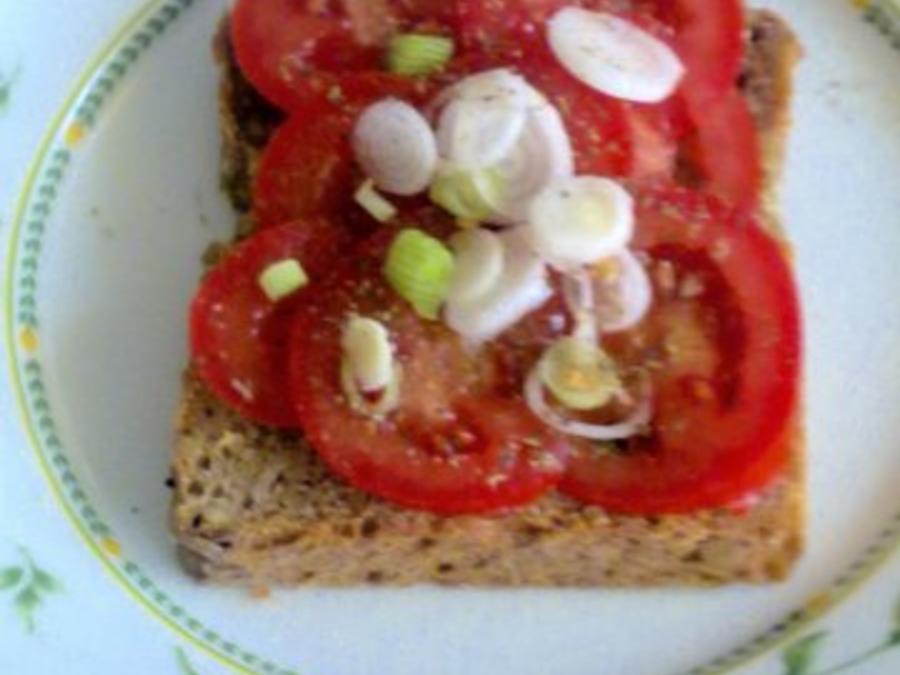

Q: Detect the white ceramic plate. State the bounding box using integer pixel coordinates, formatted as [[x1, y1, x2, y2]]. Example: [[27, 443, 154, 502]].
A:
[[3, 1, 900, 673]]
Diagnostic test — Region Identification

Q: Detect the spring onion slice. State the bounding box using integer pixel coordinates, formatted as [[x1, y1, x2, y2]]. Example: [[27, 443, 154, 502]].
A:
[[526, 176, 634, 269], [383, 229, 455, 320], [491, 104, 574, 223], [525, 366, 652, 440], [352, 98, 438, 196], [341, 361, 402, 418], [447, 229, 505, 306], [387, 34, 455, 76], [564, 268, 599, 346], [547, 8, 685, 103], [436, 98, 527, 168], [354, 179, 398, 222], [430, 68, 546, 116], [594, 250, 654, 333], [341, 316, 394, 393], [444, 229, 551, 343], [429, 167, 505, 220], [258, 259, 308, 302], [537, 338, 622, 411]]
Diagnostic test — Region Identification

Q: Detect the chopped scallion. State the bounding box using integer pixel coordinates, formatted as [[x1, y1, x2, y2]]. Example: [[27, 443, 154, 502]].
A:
[[383, 229, 455, 320], [258, 259, 308, 302], [387, 34, 455, 76], [355, 179, 398, 222], [429, 167, 505, 221]]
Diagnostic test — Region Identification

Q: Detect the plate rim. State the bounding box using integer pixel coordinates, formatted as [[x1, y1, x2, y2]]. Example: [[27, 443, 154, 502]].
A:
[[4, 1, 900, 674]]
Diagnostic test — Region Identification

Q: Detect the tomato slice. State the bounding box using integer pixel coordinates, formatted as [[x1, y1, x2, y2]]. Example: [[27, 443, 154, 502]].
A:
[[457, 0, 564, 61], [231, 0, 428, 111], [667, 0, 744, 104], [515, 61, 631, 177], [458, 0, 670, 61], [289, 216, 569, 514], [253, 99, 356, 231], [680, 89, 761, 211], [516, 60, 677, 182], [652, 0, 758, 207], [394, 0, 459, 33], [191, 221, 345, 427], [458, 3, 679, 182], [559, 188, 801, 513]]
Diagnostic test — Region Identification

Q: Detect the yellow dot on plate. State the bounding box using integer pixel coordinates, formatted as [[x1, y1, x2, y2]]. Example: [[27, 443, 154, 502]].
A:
[[804, 591, 833, 618], [850, 0, 871, 8], [64, 121, 87, 148], [19, 327, 39, 353], [101, 537, 122, 558]]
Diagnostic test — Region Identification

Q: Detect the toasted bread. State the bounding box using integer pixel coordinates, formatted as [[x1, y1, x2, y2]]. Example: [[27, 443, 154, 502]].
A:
[[170, 10, 804, 586]]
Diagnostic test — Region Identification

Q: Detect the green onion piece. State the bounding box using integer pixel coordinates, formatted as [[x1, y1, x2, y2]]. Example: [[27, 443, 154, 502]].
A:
[[387, 34, 455, 76], [539, 338, 623, 411], [258, 259, 308, 302], [341, 360, 402, 418], [355, 179, 398, 222], [383, 229, 455, 320], [429, 167, 505, 221]]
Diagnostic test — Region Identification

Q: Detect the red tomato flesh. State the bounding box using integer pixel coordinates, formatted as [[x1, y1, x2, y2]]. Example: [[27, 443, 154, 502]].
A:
[[289, 216, 569, 514], [191, 221, 345, 427], [559, 188, 802, 513], [680, 88, 762, 212], [231, 0, 435, 111], [668, 0, 744, 104], [252, 99, 358, 231]]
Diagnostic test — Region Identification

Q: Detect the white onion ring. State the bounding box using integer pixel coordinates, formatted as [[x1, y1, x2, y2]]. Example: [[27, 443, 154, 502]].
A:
[[436, 98, 527, 168], [525, 367, 653, 440], [445, 229, 551, 343], [352, 98, 438, 196], [548, 8, 685, 103], [596, 250, 654, 333]]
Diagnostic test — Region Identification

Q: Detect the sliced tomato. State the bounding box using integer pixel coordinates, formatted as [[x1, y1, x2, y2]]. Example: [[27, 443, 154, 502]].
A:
[[667, 0, 744, 105], [394, 0, 459, 33], [516, 60, 677, 182], [680, 89, 761, 211], [289, 218, 569, 514], [653, 0, 757, 207], [191, 221, 345, 427], [457, 0, 671, 62], [457, 0, 559, 61], [253, 99, 356, 230], [621, 102, 679, 183], [560, 188, 801, 513], [231, 0, 427, 111], [515, 61, 631, 176]]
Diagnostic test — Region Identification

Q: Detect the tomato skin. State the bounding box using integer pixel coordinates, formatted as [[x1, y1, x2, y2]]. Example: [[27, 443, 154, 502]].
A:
[[659, 0, 760, 208], [191, 221, 346, 427], [668, 0, 744, 105], [517, 61, 634, 177], [252, 100, 357, 231], [289, 219, 570, 515], [231, 0, 433, 111], [231, 0, 370, 110], [559, 188, 802, 514], [680, 89, 761, 212], [459, 3, 680, 183]]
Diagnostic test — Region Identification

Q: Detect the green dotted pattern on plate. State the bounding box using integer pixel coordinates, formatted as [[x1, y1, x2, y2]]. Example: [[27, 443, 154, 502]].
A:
[[688, 514, 900, 675], [7, 1, 295, 673], [5, 1, 900, 675]]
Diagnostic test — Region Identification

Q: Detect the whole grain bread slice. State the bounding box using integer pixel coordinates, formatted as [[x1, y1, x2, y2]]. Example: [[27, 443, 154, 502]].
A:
[[170, 10, 804, 586]]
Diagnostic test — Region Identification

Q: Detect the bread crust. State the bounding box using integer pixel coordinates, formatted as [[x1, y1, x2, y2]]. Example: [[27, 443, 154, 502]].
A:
[[171, 10, 804, 586]]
